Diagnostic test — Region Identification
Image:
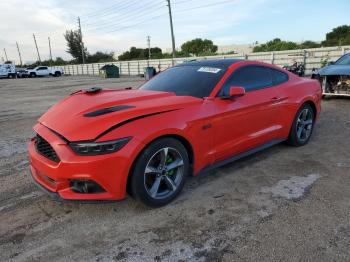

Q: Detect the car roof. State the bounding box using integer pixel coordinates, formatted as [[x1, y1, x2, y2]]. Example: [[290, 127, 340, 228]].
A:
[[175, 59, 243, 69]]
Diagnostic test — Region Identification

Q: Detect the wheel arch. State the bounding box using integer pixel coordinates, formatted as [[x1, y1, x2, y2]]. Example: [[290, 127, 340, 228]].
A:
[[303, 100, 317, 118], [288, 99, 317, 134]]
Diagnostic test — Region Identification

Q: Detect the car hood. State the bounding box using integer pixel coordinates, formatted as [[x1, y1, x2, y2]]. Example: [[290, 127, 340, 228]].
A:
[[38, 89, 201, 141], [318, 64, 350, 76]]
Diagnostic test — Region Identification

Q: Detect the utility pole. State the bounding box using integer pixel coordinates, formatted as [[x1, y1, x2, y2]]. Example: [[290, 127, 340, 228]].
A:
[[16, 42, 23, 66], [78, 17, 85, 64], [3, 48, 8, 61], [166, 0, 176, 64], [147, 35, 151, 67], [147, 35, 151, 59], [33, 34, 41, 63], [48, 37, 53, 66]]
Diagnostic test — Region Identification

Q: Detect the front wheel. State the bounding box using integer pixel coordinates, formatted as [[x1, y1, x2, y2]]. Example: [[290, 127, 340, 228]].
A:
[[129, 138, 189, 207], [287, 103, 315, 146]]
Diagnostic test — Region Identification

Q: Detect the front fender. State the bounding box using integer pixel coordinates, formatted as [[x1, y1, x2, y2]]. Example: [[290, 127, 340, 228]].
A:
[[97, 107, 213, 176]]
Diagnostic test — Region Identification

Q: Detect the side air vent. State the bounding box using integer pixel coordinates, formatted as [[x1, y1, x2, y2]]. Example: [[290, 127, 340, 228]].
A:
[[84, 105, 135, 117], [35, 135, 60, 163]]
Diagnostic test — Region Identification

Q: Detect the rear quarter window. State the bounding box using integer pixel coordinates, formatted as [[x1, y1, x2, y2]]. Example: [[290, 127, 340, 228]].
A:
[[270, 68, 289, 85]]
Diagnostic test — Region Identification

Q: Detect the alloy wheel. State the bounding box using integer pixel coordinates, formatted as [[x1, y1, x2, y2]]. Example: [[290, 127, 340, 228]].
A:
[[296, 108, 313, 142], [144, 147, 184, 200]]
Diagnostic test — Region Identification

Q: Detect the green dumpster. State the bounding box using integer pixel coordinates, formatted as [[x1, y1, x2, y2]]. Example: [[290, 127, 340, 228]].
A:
[[99, 64, 119, 78]]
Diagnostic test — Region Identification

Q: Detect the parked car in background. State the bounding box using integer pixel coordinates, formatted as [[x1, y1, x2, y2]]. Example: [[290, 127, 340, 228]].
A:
[[0, 63, 16, 78], [16, 69, 28, 78], [28, 59, 322, 207], [25, 66, 64, 77], [317, 53, 350, 96]]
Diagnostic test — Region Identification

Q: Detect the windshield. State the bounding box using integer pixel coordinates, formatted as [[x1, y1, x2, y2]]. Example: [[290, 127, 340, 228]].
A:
[[140, 65, 227, 98], [335, 54, 350, 65]]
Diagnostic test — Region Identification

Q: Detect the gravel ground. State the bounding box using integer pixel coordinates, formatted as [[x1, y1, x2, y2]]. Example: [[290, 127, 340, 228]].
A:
[[0, 76, 349, 262]]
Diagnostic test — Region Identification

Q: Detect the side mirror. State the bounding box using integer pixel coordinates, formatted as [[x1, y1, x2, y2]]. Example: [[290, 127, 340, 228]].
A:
[[226, 86, 245, 99], [328, 61, 335, 65]]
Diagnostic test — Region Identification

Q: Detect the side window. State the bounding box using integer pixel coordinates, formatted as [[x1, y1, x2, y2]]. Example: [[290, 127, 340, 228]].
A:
[[219, 65, 273, 95], [38, 67, 48, 70], [270, 69, 288, 85]]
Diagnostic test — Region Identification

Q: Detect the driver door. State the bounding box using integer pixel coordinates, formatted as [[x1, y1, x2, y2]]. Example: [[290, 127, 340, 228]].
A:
[[209, 65, 283, 162], [37, 67, 49, 76]]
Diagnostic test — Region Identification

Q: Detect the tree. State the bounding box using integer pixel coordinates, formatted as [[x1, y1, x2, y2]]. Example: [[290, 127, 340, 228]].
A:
[[322, 25, 350, 46], [181, 38, 218, 56], [253, 38, 299, 52], [118, 46, 163, 60], [64, 30, 87, 63], [86, 52, 115, 63], [299, 40, 321, 49], [54, 57, 67, 65]]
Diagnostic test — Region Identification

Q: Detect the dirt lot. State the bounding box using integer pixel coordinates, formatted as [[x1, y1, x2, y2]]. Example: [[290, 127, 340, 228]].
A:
[[0, 76, 349, 262]]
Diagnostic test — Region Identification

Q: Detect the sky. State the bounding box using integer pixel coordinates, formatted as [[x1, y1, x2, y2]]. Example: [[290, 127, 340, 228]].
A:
[[0, 0, 349, 64]]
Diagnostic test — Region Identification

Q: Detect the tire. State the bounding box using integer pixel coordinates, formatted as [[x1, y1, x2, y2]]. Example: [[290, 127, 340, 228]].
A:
[[30, 73, 36, 78], [8, 74, 13, 79], [130, 137, 190, 207], [55, 71, 61, 77], [287, 103, 315, 147]]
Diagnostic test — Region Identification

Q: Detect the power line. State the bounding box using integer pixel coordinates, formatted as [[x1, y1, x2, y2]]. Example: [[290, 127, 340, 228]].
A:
[[83, 1, 164, 29], [81, 0, 128, 19], [173, 0, 237, 13], [83, 0, 198, 30], [172, 0, 199, 5], [84, 0, 236, 34], [85, 4, 166, 31], [76, 0, 238, 55], [103, 13, 168, 34], [81, 0, 144, 21]]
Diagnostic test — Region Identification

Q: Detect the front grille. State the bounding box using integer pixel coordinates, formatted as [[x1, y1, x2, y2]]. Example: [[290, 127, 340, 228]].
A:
[[35, 135, 60, 162]]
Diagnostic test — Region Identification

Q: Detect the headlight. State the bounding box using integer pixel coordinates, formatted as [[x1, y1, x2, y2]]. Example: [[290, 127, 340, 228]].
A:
[[69, 137, 131, 156]]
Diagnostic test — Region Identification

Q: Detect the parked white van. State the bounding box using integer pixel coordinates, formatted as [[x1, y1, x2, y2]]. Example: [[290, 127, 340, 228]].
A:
[[0, 64, 16, 78]]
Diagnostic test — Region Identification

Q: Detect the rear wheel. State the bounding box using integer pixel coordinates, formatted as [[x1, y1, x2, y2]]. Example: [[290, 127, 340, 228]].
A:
[[55, 71, 62, 77], [130, 138, 189, 207], [287, 103, 315, 146]]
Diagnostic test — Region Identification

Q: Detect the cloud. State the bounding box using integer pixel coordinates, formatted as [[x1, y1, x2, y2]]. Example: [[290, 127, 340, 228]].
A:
[[1, 0, 348, 64]]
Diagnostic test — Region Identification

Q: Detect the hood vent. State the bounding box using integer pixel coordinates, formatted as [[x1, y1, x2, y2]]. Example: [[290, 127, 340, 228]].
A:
[[84, 105, 135, 117]]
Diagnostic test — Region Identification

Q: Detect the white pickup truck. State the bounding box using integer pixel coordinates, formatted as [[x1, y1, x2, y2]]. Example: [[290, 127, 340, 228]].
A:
[[0, 64, 16, 78], [25, 66, 64, 77]]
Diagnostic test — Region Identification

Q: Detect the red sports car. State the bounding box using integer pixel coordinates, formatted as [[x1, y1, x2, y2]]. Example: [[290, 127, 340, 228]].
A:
[[28, 59, 322, 207]]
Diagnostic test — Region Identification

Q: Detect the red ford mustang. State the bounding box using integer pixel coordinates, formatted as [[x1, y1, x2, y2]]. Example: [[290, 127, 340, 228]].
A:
[[28, 59, 322, 207]]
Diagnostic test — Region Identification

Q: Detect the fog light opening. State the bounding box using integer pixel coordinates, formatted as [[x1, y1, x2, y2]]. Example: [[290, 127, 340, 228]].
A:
[[70, 180, 106, 194]]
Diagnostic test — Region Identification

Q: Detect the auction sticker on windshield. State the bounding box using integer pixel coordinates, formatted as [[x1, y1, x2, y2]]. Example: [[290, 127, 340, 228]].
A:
[[197, 67, 221, 73]]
